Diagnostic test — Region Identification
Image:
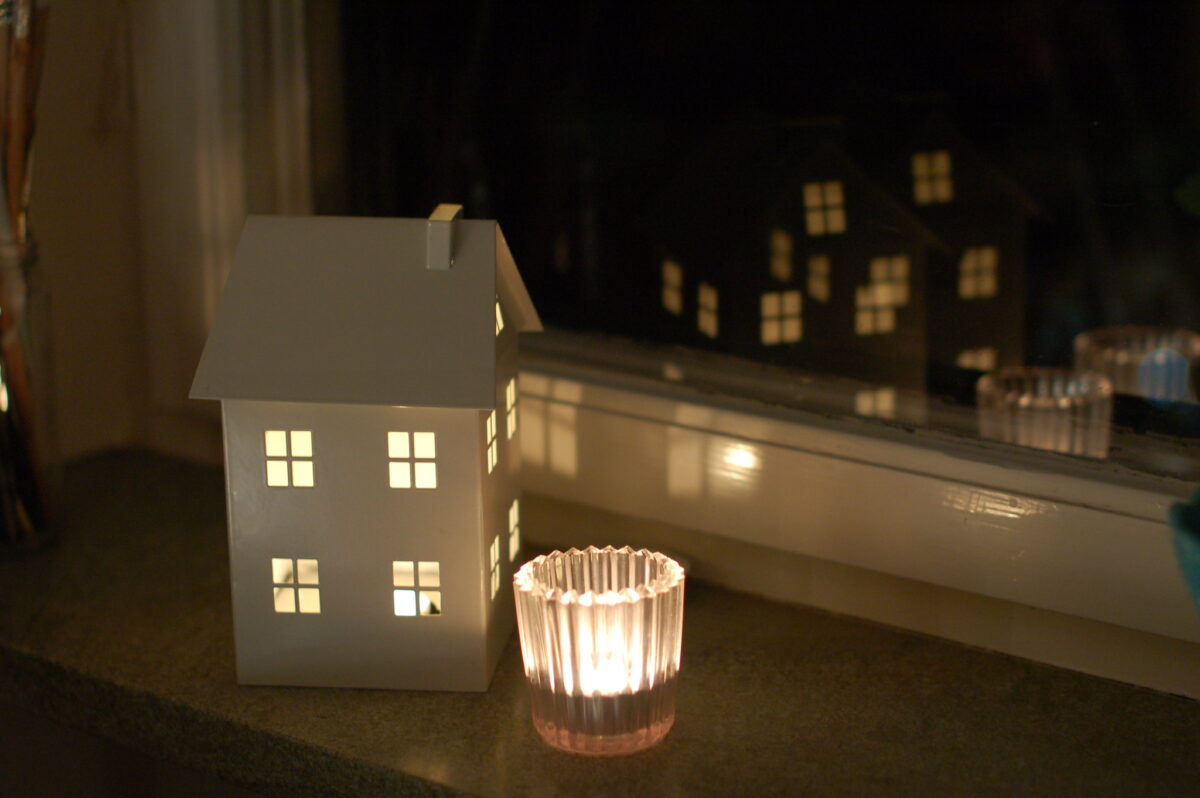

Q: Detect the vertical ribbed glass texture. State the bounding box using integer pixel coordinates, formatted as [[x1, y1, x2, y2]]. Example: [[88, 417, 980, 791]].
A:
[[513, 546, 685, 755], [1074, 326, 1200, 402], [977, 368, 1113, 458]]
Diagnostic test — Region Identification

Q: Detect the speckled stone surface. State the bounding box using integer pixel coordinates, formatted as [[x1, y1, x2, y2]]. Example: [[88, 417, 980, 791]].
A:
[[1, 450, 1199, 797]]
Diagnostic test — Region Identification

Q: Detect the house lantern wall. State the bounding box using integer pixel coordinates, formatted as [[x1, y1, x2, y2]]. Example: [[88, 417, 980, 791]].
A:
[[191, 209, 541, 692]]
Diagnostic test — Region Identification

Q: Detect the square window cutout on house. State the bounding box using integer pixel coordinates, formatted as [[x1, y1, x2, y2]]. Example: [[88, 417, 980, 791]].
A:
[[394, 559, 442, 617], [272, 557, 320, 613], [388, 432, 437, 489], [264, 430, 314, 487]]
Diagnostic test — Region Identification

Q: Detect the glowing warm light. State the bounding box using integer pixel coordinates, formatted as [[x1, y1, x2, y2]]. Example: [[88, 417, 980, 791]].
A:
[[697, 283, 718, 338], [807, 254, 831, 303], [959, 246, 999, 299], [272, 557, 321, 613], [913, 150, 954, 205], [803, 180, 847, 235], [723, 444, 758, 471], [389, 431, 437, 489], [393, 560, 441, 617], [489, 536, 500, 599], [769, 228, 793, 282], [508, 500, 520, 561], [661, 259, 683, 315], [505, 378, 518, 439], [514, 547, 685, 756], [486, 411, 498, 473], [263, 429, 314, 487]]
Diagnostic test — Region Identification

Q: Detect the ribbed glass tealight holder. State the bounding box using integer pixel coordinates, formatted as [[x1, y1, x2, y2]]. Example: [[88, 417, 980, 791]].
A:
[[977, 367, 1113, 458], [513, 546, 685, 756], [1074, 325, 1200, 402]]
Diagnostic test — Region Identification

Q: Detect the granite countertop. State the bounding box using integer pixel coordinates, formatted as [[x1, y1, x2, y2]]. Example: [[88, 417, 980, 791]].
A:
[[1, 450, 1199, 797]]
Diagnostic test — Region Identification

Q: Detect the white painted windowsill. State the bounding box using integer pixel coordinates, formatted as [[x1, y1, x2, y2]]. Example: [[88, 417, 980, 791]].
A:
[[517, 332, 1200, 698]]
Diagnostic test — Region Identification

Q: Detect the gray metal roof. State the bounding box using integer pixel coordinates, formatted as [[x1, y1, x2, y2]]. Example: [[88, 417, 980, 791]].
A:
[[190, 214, 542, 408]]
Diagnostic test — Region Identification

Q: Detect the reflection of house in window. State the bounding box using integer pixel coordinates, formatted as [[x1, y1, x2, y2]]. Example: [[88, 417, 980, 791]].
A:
[[388, 431, 437, 489], [803, 181, 847, 236], [959, 246, 998, 299], [273, 557, 320, 613], [956, 347, 997, 372], [761, 290, 802, 345], [393, 560, 441, 617], [808, 255, 830, 302], [698, 283, 718, 338], [265, 430, 314, 488], [666, 404, 762, 500], [856, 256, 909, 336], [869, 256, 910, 307], [912, 151, 953, 205], [662, 259, 683, 315], [855, 285, 895, 336], [855, 387, 896, 419], [519, 377, 580, 479], [770, 228, 793, 281]]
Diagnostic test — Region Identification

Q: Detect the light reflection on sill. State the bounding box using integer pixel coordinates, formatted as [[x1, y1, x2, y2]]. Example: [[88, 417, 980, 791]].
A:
[[942, 486, 1050, 520]]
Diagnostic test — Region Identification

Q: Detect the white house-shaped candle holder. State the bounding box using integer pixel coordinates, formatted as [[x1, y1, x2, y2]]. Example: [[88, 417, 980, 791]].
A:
[[190, 206, 541, 691]]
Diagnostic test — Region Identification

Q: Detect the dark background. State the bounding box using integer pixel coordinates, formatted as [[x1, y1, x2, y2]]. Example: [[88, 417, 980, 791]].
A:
[[333, 0, 1200, 379]]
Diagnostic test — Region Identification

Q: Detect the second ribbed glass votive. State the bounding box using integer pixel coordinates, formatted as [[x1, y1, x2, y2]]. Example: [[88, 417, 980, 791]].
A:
[[977, 368, 1113, 458], [513, 546, 685, 756], [1074, 325, 1200, 402]]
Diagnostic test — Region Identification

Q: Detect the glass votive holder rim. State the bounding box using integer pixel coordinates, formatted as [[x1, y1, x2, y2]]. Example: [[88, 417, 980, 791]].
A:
[[1073, 324, 1200, 359], [977, 367, 1113, 409], [514, 546, 686, 605]]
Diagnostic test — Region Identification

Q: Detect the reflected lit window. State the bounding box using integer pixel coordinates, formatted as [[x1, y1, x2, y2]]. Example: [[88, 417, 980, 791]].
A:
[[913, 151, 953, 205], [486, 411, 498, 473], [505, 378, 518, 439], [272, 557, 320, 613], [855, 387, 896, 419], [803, 181, 847, 236], [855, 255, 908, 336], [388, 431, 437, 489], [855, 286, 894, 335], [264, 430, 314, 488], [495, 298, 504, 336], [393, 560, 441, 617], [761, 290, 802, 345], [698, 283, 718, 338], [769, 228, 793, 281], [549, 403, 577, 477], [508, 499, 521, 561], [662, 259, 683, 315], [869, 255, 910, 307], [490, 535, 501, 599], [520, 380, 580, 479], [808, 255, 831, 303], [956, 347, 998, 372], [959, 246, 998, 299]]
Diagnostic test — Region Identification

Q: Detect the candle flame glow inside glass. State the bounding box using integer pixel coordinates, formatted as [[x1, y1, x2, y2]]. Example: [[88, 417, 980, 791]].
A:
[[514, 546, 685, 756]]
